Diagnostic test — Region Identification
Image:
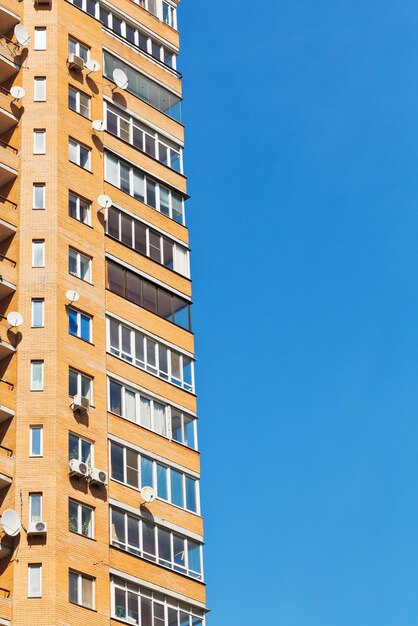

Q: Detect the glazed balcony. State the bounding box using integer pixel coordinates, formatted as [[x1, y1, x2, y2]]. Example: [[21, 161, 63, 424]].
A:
[[0, 139, 17, 188], [0, 1, 20, 36], [0, 36, 19, 84], [0, 444, 13, 489], [0, 378, 13, 422]]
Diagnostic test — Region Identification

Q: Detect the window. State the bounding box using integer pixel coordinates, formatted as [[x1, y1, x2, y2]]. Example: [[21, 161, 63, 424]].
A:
[[69, 432, 93, 465], [110, 441, 199, 513], [30, 361, 44, 391], [110, 506, 203, 579], [68, 138, 91, 170], [69, 499, 93, 538], [69, 570, 94, 609], [68, 308, 92, 342], [32, 240, 45, 267], [107, 317, 195, 393], [68, 37, 89, 63], [29, 493, 42, 524], [163, 0, 176, 27], [69, 368, 93, 402], [103, 52, 181, 121], [31, 299, 44, 327], [108, 378, 167, 436], [34, 77, 46, 101], [28, 564, 42, 598], [68, 86, 90, 119], [107, 206, 189, 276], [29, 426, 43, 457], [105, 151, 185, 224], [106, 260, 191, 331], [69, 248, 92, 282], [33, 130, 46, 154], [33, 183, 45, 209], [69, 192, 91, 225], [111, 577, 205, 626], [34, 27, 46, 50]]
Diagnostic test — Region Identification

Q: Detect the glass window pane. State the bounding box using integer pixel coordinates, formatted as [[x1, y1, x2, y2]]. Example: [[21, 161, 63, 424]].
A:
[[158, 528, 171, 565], [69, 571, 78, 603], [186, 477, 197, 512], [110, 443, 124, 482], [171, 470, 183, 507], [142, 522, 156, 560], [111, 508, 126, 546], [126, 449, 139, 487], [141, 456, 153, 487], [140, 396, 151, 429], [134, 221, 147, 255], [157, 464, 168, 500], [171, 410, 182, 443], [143, 282, 157, 314]]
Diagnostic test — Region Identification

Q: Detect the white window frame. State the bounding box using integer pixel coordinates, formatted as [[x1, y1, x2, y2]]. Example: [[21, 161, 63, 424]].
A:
[[34, 27, 46, 50], [69, 192, 91, 226], [110, 440, 200, 514], [68, 36, 90, 62], [28, 564, 42, 598], [68, 307, 92, 342], [68, 86, 91, 119], [69, 368, 93, 403], [29, 493, 42, 524], [69, 248, 92, 283], [29, 426, 43, 457], [33, 130, 46, 155], [30, 360, 44, 391], [69, 499, 94, 538], [32, 240, 45, 267], [69, 432, 93, 466], [32, 183, 45, 209], [31, 298, 44, 328], [68, 138, 91, 171], [34, 77, 46, 102], [69, 570, 95, 609]]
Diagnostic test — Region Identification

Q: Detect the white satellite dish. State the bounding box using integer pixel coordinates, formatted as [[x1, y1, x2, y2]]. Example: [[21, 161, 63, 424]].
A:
[[92, 119, 105, 132], [66, 290, 79, 303], [10, 86, 25, 100], [1, 509, 21, 537], [14, 24, 29, 46], [6, 311, 23, 328], [97, 194, 112, 209], [85, 58, 100, 73], [140, 486, 156, 504], [113, 68, 128, 90]]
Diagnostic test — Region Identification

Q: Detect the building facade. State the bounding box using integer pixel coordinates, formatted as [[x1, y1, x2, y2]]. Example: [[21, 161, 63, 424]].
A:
[[0, 0, 205, 623]]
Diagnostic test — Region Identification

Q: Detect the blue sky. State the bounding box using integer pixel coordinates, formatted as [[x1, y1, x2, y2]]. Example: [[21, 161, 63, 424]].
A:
[[180, 2, 418, 625]]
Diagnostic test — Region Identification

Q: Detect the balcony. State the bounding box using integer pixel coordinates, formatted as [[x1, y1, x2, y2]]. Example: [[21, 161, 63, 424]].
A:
[[0, 445, 13, 489], [0, 140, 17, 188], [0, 379, 13, 422], [0, 89, 18, 134], [0, 317, 15, 361], [0, 36, 19, 84], [0, 3, 20, 36], [0, 196, 16, 224], [0, 589, 11, 623]]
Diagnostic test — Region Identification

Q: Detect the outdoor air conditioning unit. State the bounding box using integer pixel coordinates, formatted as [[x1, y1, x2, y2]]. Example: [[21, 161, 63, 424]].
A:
[[68, 53, 84, 72], [69, 458, 89, 478], [89, 467, 108, 486], [71, 394, 90, 413], [27, 521, 47, 535]]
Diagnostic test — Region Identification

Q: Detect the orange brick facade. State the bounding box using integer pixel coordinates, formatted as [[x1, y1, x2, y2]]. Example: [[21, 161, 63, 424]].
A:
[[0, 0, 206, 623]]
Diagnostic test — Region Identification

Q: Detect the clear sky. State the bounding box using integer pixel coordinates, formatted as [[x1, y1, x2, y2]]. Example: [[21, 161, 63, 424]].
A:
[[180, 2, 418, 625]]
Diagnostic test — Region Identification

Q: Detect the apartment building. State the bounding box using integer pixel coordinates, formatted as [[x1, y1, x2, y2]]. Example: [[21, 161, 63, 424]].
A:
[[0, 0, 206, 623]]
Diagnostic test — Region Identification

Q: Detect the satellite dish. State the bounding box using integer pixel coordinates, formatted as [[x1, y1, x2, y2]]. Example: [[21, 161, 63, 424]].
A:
[[7, 311, 23, 328], [97, 194, 112, 209], [66, 290, 79, 303], [113, 68, 128, 90], [14, 24, 29, 46], [92, 119, 105, 132], [140, 486, 156, 504], [85, 58, 100, 73], [10, 86, 25, 100], [1, 509, 21, 537]]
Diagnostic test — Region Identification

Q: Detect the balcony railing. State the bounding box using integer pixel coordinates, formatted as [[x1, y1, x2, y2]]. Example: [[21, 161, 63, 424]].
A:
[[0, 196, 16, 210], [0, 141, 17, 155]]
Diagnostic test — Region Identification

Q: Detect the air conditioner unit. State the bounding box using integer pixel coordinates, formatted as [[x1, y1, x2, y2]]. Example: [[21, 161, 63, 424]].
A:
[[68, 54, 84, 72], [71, 394, 90, 413], [28, 521, 47, 535], [89, 467, 108, 486], [69, 458, 89, 478]]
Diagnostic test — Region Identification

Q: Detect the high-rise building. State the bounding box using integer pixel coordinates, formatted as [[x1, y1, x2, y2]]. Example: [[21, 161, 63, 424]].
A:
[[0, 0, 206, 623]]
